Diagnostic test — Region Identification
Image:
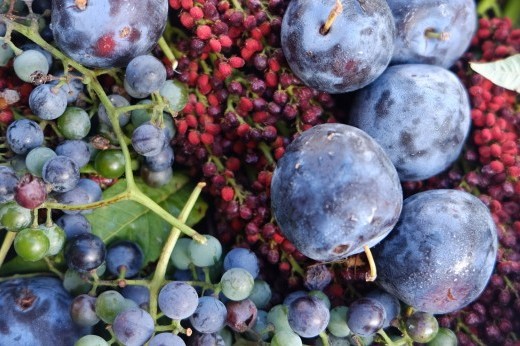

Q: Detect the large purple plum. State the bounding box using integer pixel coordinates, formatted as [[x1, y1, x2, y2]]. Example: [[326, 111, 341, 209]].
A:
[[271, 123, 402, 261], [373, 189, 498, 314]]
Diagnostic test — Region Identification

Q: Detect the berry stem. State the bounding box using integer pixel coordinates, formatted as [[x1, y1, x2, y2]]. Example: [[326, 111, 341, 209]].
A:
[[158, 36, 179, 70], [320, 0, 343, 35], [363, 245, 377, 282], [0, 231, 16, 268]]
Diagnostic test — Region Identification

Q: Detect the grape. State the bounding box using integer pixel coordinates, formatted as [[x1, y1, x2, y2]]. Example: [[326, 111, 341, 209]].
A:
[[77, 178, 103, 204], [64, 233, 106, 273], [158, 281, 199, 320], [373, 189, 498, 314], [97, 94, 131, 128], [267, 304, 291, 332], [283, 290, 307, 307], [426, 327, 457, 346], [0, 38, 14, 66], [328, 306, 351, 338], [95, 290, 126, 324], [226, 299, 258, 333], [106, 240, 144, 278], [349, 64, 471, 181], [112, 307, 155, 346], [159, 80, 189, 113], [63, 269, 93, 295], [249, 310, 270, 341], [220, 268, 255, 301], [189, 332, 225, 346], [42, 155, 80, 192], [31, 0, 51, 14], [365, 289, 401, 328], [57, 107, 92, 140], [20, 43, 53, 69], [170, 237, 193, 270], [287, 295, 330, 338], [56, 186, 91, 215], [144, 145, 175, 172], [0, 277, 90, 345], [188, 234, 222, 267], [405, 311, 439, 343], [56, 214, 92, 238], [55, 140, 91, 168], [49, 71, 85, 104], [14, 173, 47, 209], [248, 279, 272, 310], [125, 55, 167, 97], [29, 84, 68, 120], [280, 0, 395, 93], [94, 149, 126, 179], [148, 333, 186, 346], [223, 247, 260, 279], [130, 99, 154, 126], [51, 0, 168, 68], [271, 123, 402, 261], [70, 294, 100, 327], [25, 146, 57, 176], [7, 119, 44, 155], [38, 223, 66, 255], [74, 335, 109, 346], [270, 330, 302, 346], [121, 285, 150, 310], [0, 202, 32, 230], [141, 166, 173, 187], [14, 227, 50, 261], [308, 290, 331, 309], [131, 123, 167, 157], [190, 296, 228, 333], [304, 264, 332, 290], [0, 166, 18, 203], [13, 49, 49, 82], [346, 297, 386, 337]]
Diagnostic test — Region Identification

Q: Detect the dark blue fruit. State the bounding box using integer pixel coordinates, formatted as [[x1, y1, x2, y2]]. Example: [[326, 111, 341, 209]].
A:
[[0, 276, 90, 345], [281, 0, 395, 93], [388, 0, 477, 68], [271, 124, 402, 261], [51, 0, 168, 68], [349, 64, 471, 181], [373, 189, 498, 314], [64, 233, 106, 273]]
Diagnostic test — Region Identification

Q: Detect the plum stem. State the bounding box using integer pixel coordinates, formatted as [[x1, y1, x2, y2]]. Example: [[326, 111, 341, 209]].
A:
[[320, 0, 343, 35], [424, 28, 450, 41], [364, 245, 377, 281]]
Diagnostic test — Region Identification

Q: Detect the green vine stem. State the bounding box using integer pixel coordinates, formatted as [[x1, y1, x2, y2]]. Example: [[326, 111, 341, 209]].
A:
[[0, 231, 17, 267]]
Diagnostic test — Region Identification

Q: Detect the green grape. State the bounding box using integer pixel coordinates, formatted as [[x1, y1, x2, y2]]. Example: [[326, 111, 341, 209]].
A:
[[63, 269, 93, 295], [328, 306, 350, 338], [220, 268, 255, 301], [130, 99, 154, 127], [188, 234, 222, 267], [13, 49, 49, 83], [57, 107, 92, 140], [94, 150, 125, 179], [38, 223, 66, 256], [248, 279, 272, 310], [0, 38, 14, 66], [25, 147, 57, 177], [122, 298, 138, 311], [170, 237, 192, 270], [159, 80, 188, 113], [14, 228, 50, 261], [309, 290, 331, 309], [406, 311, 439, 343], [74, 335, 109, 346], [427, 327, 457, 346], [271, 330, 302, 346], [0, 202, 32, 230], [219, 328, 233, 346], [267, 304, 291, 332], [95, 290, 126, 324]]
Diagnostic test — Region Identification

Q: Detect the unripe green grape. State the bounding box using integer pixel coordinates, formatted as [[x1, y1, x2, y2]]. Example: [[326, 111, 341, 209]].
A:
[[74, 335, 109, 346], [14, 228, 50, 261], [0, 38, 14, 66], [328, 306, 351, 338], [170, 237, 192, 270], [271, 330, 302, 346], [220, 267, 255, 301], [267, 304, 291, 332], [38, 223, 66, 256], [57, 107, 92, 140], [95, 290, 126, 324], [0, 202, 32, 230], [13, 49, 49, 83], [427, 327, 457, 346], [94, 150, 125, 179], [188, 235, 222, 267], [248, 279, 272, 309], [25, 147, 57, 177], [159, 80, 188, 113]]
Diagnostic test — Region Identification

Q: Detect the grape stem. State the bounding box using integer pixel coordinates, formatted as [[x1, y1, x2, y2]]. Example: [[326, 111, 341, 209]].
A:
[[424, 28, 450, 41], [0, 231, 17, 268], [363, 245, 377, 281], [320, 0, 343, 35]]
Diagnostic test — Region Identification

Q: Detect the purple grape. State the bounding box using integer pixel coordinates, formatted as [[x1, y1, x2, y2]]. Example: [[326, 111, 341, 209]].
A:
[[190, 296, 228, 334], [346, 297, 386, 337], [121, 285, 150, 310], [64, 233, 106, 273], [365, 289, 401, 328], [56, 214, 92, 238], [226, 299, 258, 333], [0, 166, 19, 203], [144, 145, 174, 172], [125, 55, 167, 97], [287, 295, 330, 338], [131, 123, 167, 157], [76, 178, 103, 203], [55, 140, 91, 168], [106, 241, 144, 278], [97, 94, 131, 128], [14, 173, 47, 209], [304, 264, 332, 291], [42, 156, 80, 192], [149, 333, 186, 346], [223, 247, 260, 279], [70, 294, 100, 327], [29, 84, 68, 120], [55, 186, 90, 215], [112, 307, 155, 346], [158, 281, 199, 320], [7, 119, 44, 155]]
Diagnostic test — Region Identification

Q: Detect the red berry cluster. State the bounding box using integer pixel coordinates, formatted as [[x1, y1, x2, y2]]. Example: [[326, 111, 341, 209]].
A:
[[167, 0, 338, 280], [405, 17, 520, 346]]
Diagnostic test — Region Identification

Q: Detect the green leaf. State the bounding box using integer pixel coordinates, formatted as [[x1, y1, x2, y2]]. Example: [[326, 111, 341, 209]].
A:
[[0, 256, 48, 276], [504, 0, 520, 27], [469, 54, 520, 93], [86, 172, 207, 264]]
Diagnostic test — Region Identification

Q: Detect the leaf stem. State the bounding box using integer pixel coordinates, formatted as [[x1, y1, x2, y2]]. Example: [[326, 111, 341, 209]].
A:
[[0, 231, 17, 268]]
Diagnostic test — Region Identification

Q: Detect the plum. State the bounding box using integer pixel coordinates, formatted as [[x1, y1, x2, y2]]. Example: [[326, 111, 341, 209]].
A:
[[280, 0, 395, 93], [271, 123, 402, 261], [373, 189, 498, 314], [349, 64, 471, 181], [388, 0, 477, 67], [0, 276, 90, 345]]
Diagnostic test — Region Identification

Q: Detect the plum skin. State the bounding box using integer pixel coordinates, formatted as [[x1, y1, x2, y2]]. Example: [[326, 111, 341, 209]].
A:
[[373, 189, 498, 314], [281, 0, 395, 94], [271, 123, 403, 262]]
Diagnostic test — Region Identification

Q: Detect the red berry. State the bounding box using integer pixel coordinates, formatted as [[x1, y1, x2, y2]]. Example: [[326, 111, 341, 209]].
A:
[[196, 25, 212, 40], [221, 186, 234, 201]]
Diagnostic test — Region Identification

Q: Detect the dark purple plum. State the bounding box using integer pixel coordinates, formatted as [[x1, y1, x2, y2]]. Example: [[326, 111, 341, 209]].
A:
[[388, 0, 477, 67], [0, 276, 90, 345], [51, 0, 168, 68], [281, 0, 395, 93], [271, 123, 402, 261], [349, 64, 471, 181], [373, 189, 498, 314]]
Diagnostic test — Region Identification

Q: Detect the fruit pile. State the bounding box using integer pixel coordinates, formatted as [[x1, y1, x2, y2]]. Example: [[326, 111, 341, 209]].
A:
[[0, 0, 519, 345]]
